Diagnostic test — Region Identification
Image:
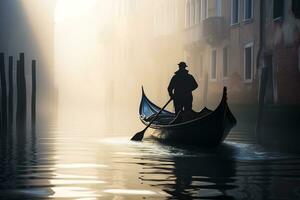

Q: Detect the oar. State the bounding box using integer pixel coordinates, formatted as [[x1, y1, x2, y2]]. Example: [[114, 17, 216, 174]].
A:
[[131, 98, 173, 141]]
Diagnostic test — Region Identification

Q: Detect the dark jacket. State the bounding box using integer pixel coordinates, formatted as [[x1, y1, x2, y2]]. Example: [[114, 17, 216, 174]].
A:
[[168, 68, 198, 98]]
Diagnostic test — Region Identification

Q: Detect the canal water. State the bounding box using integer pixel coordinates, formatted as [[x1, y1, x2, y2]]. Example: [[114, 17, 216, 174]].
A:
[[1, 119, 300, 200]]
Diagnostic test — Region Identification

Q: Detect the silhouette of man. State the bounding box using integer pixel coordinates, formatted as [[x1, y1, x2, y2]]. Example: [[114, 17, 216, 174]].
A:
[[168, 62, 198, 115]]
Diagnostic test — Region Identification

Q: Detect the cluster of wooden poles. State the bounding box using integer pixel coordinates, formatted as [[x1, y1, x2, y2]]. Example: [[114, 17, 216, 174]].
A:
[[0, 52, 36, 134]]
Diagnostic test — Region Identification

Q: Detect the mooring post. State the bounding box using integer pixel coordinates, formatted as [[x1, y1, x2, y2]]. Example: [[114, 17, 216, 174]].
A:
[[20, 53, 27, 116], [8, 56, 13, 130], [16, 53, 27, 129], [0, 53, 8, 133], [31, 60, 36, 131], [16, 59, 20, 124]]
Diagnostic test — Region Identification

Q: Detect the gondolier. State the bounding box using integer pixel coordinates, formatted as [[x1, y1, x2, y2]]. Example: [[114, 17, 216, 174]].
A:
[[136, 87, 237, 146], [168, 62, 198, 114]]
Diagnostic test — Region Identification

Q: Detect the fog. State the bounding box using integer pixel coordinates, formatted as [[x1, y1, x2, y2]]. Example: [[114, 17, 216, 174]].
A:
[[53, 0, 188, 134], [2, 3, 300, 199], [1, 0, 270, 135]]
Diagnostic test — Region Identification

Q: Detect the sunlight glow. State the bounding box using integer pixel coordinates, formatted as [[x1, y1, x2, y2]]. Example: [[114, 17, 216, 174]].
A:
[[54, 0, 111, 132], [103, 189, 157, 195], [50, 179, 105, 185], [49, 187, 101, 198], [55, 163, 108, 169], [55, 0, 97, 23], [53, 173, 99, 179]]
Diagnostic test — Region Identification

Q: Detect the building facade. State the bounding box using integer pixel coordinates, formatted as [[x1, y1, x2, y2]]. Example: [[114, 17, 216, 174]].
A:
[[181, 0, 261, 107], [256, 0, 300, 148], [101, 0, 300, 134], [151, 0, 300, 137], [155, 0, 300, 107], [261, 0, 300, 105]]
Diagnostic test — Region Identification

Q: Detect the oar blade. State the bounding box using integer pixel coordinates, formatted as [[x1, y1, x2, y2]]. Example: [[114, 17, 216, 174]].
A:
[[130, 130, 145, 141], [130, 97, 172, 142]]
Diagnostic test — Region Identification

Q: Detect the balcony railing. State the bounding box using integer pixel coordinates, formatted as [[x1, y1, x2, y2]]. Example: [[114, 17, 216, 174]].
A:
[[183, 23, 204, 49], [183, 16, 227, 48], [202, 16, 226, 47]]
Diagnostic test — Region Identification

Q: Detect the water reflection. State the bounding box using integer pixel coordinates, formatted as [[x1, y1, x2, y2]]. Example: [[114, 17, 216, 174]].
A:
[[133, 142, 237, 200], [0, 121, 300, 200], [0, 120, 55, 199]]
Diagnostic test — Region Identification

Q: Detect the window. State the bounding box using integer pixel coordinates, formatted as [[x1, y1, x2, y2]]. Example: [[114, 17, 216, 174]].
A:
[[211, 50, 217, 80], [216, 0, 222, 16], [207, 0, 212, 18], [185, 0, 191, 28], [292, 0, 300, 18], [190, 0, 195, 26], [195, 0, 201, 24], [244, 0, 253, 21], [223, 47, 228, 78], [207, 0, 221, 18], [244, 43, 253, 82], [273, 0, 283, 20], [231, 0, 239, 24], [202, 0, 207, 20]]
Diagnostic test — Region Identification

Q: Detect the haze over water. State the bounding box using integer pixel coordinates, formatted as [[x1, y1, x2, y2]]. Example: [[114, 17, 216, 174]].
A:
[[1, 1, 300, 199], [1, 113, 300, 200]]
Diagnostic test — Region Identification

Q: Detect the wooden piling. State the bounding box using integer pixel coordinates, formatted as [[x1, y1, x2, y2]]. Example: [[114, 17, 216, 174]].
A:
[[31, 60, 36, 131], [0, 53, 8, 132], [20, 53, 26, 116], [16, 53, 27, 128], [8, 56, 13, 130], [16, 59, 20, 124]]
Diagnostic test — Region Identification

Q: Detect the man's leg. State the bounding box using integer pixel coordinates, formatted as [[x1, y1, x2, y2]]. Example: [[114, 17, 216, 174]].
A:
[[184, 95, 193, 111], [174, 103, 182, 115], [174, 98, 183, 115]]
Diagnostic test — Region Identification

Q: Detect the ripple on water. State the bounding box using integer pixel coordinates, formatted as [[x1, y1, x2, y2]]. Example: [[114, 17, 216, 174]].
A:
[[1, 130, 300, 200]]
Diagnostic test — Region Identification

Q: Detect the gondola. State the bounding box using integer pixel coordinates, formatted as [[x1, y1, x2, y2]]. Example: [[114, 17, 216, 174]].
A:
[[139, 87, 237, 147]]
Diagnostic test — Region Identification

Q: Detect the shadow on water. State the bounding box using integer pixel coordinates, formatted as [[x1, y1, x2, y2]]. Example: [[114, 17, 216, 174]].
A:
[[136, 141, 237, 200]]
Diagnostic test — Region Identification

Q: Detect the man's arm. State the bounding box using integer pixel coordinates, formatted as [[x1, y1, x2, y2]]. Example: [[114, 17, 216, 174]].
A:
[[168, 77, 175, 98], [190, 75, 198, 91]]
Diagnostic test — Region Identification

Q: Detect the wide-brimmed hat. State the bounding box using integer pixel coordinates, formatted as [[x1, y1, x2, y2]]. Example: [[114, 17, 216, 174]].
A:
[[178, 61, 188, 68]]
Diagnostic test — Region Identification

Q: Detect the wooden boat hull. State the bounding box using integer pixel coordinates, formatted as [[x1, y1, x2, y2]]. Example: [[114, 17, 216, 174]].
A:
[[139, 87, 237, 147]]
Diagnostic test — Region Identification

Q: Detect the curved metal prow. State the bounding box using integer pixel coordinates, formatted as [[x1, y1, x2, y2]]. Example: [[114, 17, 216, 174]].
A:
[[141, 86, 145, 96], [215, 87, 228, 112]]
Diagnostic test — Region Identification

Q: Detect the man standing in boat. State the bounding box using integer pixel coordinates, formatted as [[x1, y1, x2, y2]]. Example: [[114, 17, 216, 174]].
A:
[[168, 62, 198, 115]]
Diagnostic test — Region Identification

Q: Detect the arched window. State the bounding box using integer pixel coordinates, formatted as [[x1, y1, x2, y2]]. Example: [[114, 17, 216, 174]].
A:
[[185, 0, 190, 28]]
